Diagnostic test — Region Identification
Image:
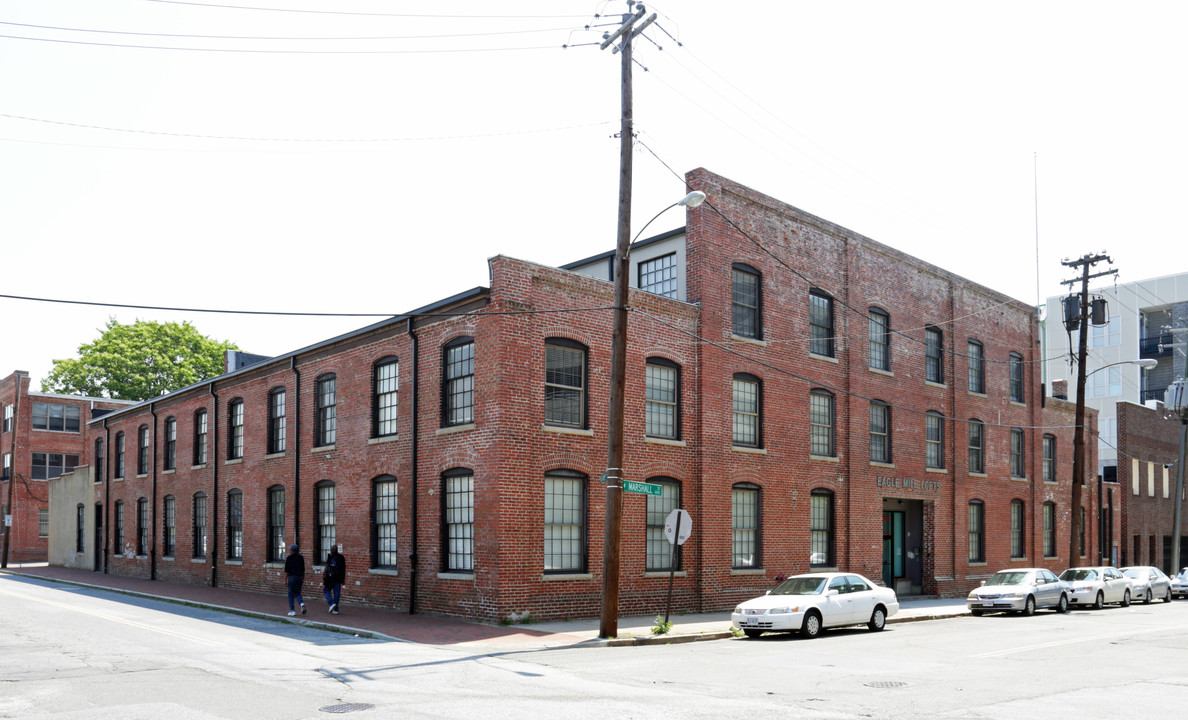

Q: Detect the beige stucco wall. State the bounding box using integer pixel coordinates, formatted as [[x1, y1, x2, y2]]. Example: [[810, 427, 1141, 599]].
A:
[[48, 465, 96, 570]]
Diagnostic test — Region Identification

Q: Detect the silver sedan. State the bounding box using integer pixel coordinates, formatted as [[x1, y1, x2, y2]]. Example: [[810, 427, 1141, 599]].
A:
[[1059, 566, 1132, 609], [967, 568, 1070, 616], [1121, 566, 1173, 604]]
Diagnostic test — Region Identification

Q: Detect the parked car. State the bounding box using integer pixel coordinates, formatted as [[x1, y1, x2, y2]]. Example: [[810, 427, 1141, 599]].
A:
[[732, 573, 899, 639], [1059, 566, 1132, 608], [966, 568, 1069, 616], [1172, 568, 1188, 599], [1121, 566, 1173, 604]]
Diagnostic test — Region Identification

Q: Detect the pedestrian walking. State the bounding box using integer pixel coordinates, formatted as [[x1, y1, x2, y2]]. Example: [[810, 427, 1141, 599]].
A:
[[285, 543, 306, 617], [323, 546, 346, 614]]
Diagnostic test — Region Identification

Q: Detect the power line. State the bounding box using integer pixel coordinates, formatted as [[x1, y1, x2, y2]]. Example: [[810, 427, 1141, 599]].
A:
[[146, 0, 594, 19], [0, 32, 575, 54], [0, 20, 587, 42]]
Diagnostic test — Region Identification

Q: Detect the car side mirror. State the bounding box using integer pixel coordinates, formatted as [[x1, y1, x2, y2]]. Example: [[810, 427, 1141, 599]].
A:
[[980, 581, 986, 586], [826, 589, 839, 597], [765, 590, 771, 595]]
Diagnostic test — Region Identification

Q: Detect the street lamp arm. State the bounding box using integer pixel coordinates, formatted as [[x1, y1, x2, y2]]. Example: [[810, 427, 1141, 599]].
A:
[[630, 191, 707, 248], [1084, 358, 1158, 379]]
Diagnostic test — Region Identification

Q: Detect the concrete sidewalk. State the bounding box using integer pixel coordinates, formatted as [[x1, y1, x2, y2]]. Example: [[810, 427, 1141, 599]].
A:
[[0, 563, 969, 651]]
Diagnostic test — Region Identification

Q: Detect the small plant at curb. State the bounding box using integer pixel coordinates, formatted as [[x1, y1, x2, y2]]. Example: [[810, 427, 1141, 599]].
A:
[[651, 615, 673, 635], [729, 626, 744, 638], [500, 611, 532, 626]]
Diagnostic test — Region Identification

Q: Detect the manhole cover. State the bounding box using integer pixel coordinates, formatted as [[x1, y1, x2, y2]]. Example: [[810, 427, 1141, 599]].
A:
[[320, 704, 374, 714], [865, 681, 911, 689]]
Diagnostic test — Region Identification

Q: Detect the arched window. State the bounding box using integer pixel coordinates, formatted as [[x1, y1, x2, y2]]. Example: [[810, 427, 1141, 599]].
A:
[[314, 480, 336, 564], [810, 489, 835, 567], [442, 338, 475, 427], [732, 373, 762, 448], [163, 417, 176, 471], [644, 477, 680, 571], [968, 419, 985, 473], [645, 358, 681, 439], [114, 432, 126, 478], [371, 475, 398, 569], [868, 307, 890, 370], [732, 482, 761, 569], [372, 357, 399, 438], [810, 390, 835, 457], [193, 409, 208, 466], [267, 485, 285, 563], [731, 263, 762, 339], [268, 387, 287, 454], [544, 469, 588, 573], [315, 374, 337, 447], [228, 399, 244, 460], [441, 468, 474, 572]]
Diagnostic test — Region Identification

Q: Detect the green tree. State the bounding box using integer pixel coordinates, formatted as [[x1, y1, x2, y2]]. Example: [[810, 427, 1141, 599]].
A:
[[42, 318, 240, 401]]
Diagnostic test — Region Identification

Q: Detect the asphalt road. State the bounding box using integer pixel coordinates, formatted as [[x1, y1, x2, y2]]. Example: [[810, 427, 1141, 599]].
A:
[[4, 573, 1188, 719]]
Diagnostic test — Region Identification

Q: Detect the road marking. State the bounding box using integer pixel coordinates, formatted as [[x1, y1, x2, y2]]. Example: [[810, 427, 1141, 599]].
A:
[[0, 586, 221, 647], [972, 623, 1187, 658]]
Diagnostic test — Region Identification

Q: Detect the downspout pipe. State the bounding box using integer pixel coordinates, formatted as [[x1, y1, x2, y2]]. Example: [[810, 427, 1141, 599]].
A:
[[103, 419, 110, 574], [150, 402, 158, 581], [409, 318, 419, 615], [290, 357, 301, 549], [208, 383, 219, 587], [1, 372, 25, 569]]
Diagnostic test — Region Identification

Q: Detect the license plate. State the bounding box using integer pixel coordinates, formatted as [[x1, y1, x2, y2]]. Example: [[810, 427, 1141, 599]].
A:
[[981, 602, 996, 607]]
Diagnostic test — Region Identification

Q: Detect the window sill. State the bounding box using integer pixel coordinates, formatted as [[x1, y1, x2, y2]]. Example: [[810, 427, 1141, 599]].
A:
[[263, 562, 285, 569], [162, 556, 174, 562], [437, 572, 475, 580], [1011, 475, 1027, 481], [968, 561, 988, 567], [191, 557, 207, 564], [731, 445, 767, 455], [870, 461, 895, 469], [264, 452, 286, 460], [191, 464, 207, 471], [225, 458, 243, 466], [810, 454, 839, 463], [1010, 557, 1028, 562], [436, 423, 476, 437], [162, 469, 175, 475], [367, 435, 399, 446], [31, 429, 82, 434], [731, 568, 766, 576], [967, 391, 987, 398], [542, 573, 593, 581], [730, 334, 767, 347], [642, 571, 685, 579], [369, 568, 399, 577], [1043, 479, 1058, 485], [644, 436, 686, 447], [924, 381, 947, 390], [809, 353, 840, 364], [968, 471, 987, 478], [113, 477, 124, 482], [312, 444, 336, 454], [868, 367, 893, 377], [542, 424, 594, 437], [136, 474, 148, 479], [1010, 400, 1026, 408], [225, 559, 243, 566], [810, 566, 839, 572], [925, 467, 948, 474]]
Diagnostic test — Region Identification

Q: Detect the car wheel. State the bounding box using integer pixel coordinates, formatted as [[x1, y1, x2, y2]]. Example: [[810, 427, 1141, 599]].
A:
[[1121, 589, 1131, 607], [1145, 589, 1153, 605], [1022, 595, 1036, 616], [1057, 593, 1069, 614], [970, 609, 984, 616], [868, 606, 886, 632], [801, 611, 822, 639], [1164, 588, 1173, 603], [1093, 591, 1104, 610], [743, 629, 763, 639]]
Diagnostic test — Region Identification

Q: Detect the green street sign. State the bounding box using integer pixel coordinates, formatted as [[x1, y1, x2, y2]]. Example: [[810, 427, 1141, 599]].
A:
[[623, 480, 662, 496]]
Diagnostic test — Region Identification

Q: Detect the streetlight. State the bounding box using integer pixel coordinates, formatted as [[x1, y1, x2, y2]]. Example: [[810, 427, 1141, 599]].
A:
[[600, 189, 705, 640], [1084, 358, 1159, 378]]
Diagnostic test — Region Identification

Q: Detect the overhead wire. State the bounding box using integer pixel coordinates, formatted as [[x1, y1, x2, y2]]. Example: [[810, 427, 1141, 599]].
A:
[[145, 0, 594, 19]]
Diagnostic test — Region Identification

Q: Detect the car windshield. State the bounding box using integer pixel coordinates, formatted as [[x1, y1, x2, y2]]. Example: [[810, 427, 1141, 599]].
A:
[[1061, 569, 1097, 582], [985, 571, 1029, 586], [771, 577, 828, 595], [1178, 570, 1188, 581], [1122, 569, 1143, 579]]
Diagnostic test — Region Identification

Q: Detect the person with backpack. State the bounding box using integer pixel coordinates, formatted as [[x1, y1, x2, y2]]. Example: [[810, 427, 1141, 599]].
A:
[[322, 546, 346, 614]]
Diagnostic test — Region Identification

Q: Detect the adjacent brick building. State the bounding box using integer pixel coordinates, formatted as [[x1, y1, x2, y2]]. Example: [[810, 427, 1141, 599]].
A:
[[1116, 399, 1187, 572], [26, 169, 1097, 622]]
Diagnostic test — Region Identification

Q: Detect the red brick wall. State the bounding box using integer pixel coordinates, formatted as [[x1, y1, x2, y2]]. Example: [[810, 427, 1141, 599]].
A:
[[1117, 400, 1185, 570]]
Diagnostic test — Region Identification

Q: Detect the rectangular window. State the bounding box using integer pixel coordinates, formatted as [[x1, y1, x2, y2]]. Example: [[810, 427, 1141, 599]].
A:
[[810, 391, 835, 457], [76, 504, 85, 552], [373, 478, 398, 569], [968, 421, 985, 474], [1010, 428, 1026, 478], [809, 291, 835, 357], [968, 501, 984, 562], [374, 360, 399, 438], [732, 485, 760, 569], [639, 253, 677, 298], [925, 327, 944, 384], [925, 412, 944, 469], [316, 375, 337, 447], [194, 410, 207, 466], [137, 426, 149, 475], [268, 487, 285, 563], [31, 402, 81, 432], [1079, 507, 1086, 557], [269, 389, 287, 454], [38, 508, 49, 537], [226, 491, 243, 560], [316, 483, 336, 564], [136, 499, 148, 556], [228, 401, 244, 460], [1043, 435, 1056, 482], [116, 432, 126, 478], [31, 452, 79, 481], [1088, 366, 1122, 399], [163, 496, 176, 557], [114, 501, 125, 551], [544, 341, 586, 428], [544, 472, 586, 573], [2, 452, 10, 481], [164, 418, 176, 471], [645, 360, 679, 439], [192, 494, 207, 558], [810, 491, 834, 567], [731, 265, 761, 339], [1043, 503, 1056, 557], [443, 472, 475, 572], [967, 340, 984, 394], [94, 438, 104, 483], [868, 309, 890, 370], [1009, 353, 1024, 403], [869, 402, 891, 463], [1090, 315, 1120, 348], [1011, 501, 1025, 559], [443, 340, 475, 426], [3, 404, 12, 433], [645, 480, 679, 571], [732, 376, 760, 448]]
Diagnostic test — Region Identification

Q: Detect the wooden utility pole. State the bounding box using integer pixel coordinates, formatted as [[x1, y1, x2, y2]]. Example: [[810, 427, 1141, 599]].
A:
[[1061, 254, 1116, 566], [598, 1, 654, 640]]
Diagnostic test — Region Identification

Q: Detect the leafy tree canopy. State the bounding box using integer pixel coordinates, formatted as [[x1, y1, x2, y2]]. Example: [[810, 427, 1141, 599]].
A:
[[41, 318, 240, 401]]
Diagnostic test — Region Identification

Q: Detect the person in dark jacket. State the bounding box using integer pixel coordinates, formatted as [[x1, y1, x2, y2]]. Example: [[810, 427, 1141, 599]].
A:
[[284, 544, 306, 616], [323, 547, 346, 614]]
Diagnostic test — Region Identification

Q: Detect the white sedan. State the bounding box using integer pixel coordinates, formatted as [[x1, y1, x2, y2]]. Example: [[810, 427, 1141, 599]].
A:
[[1059, 566, 1132, 609], [1121, 566, 1173, 604], [732, 573, 899, 639], [1172, 568, 1188, 599]]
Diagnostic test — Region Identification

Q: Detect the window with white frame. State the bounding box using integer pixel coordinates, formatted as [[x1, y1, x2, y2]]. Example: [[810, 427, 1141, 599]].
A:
[[968, 420, 985, 473], [443, 338, 475, 427], [1088, 367, 1121, 398], [732, 374, 761, 448], [544, 339, 586, 429], [372, 476, 398, 570], [645, 358, 680, 439], [442, 469, 474, 572], [1009, 352, 1024, 403], [373, 358, 399, 438], [870, 401, 891, 463], [925, 411, 945, 469], [925, 326, 944, 384], [809, 291, 835, 357], [1011, 499, 1026, 558], [2, 404, 12, 433], [967, 340, 985, 394], [810, 390, 835, 457], [1043, 434, 1056, 482], [731, 264, 761, 339], [1010, 428, 1026, 478], [544, 470, 587, 573], [645, 478, 679, 571], [869, 308, 890, 371], [639, 253, 677, 298], [315, 374, 337, 447], [1090, 315, 1120, 348], [38, 508, 49, 537], [228, 399, 244, 460], [810, 490, 834, 566], [269, 387, 287, 454], [732, 483, 760, 569]]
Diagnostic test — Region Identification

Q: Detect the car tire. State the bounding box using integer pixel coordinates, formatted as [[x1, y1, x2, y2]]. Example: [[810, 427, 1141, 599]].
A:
[[1121, 589, 1131, 607], [743, 629, 763, 639], [970, 609, 984, 616], [1093, 591, 1104, 610], [1022, 595, 1036, 616], [801, 611, 822, 639], [1164, 588, 1173, 603], [1144, 589, 1153, 605], [1057, 593, 1069, 614], [868, 606, 886, 632]]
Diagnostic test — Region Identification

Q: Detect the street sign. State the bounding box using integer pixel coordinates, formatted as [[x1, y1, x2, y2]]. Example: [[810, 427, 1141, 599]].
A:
[[622, 480, 662, 496], [664, 508, 692, 546]]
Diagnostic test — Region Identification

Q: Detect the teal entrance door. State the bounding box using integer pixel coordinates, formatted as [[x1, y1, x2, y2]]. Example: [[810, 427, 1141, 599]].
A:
[[882, 511, 905, 587]]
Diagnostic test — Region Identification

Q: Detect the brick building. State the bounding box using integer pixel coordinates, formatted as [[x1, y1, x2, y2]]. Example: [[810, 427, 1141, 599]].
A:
[[1, 370, 134, 563], [34, 169, 1095, 622], [1116, 399, 1186, 572]]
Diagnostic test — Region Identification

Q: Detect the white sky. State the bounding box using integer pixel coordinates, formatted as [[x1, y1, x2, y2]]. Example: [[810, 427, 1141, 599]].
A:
[[1, 0, 1183, 392]]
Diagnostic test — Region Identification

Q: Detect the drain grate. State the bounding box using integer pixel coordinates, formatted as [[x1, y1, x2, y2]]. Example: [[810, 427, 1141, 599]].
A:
[[320, 703, 375, 714], [865, 681, 911, 689]]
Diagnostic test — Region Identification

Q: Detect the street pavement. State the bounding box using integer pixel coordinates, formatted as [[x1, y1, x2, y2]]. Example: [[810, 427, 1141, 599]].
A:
[[0, 563, 969, 651]]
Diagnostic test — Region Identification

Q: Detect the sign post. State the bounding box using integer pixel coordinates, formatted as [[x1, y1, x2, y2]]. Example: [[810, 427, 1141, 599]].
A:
[[663, 508, 692, 626]]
